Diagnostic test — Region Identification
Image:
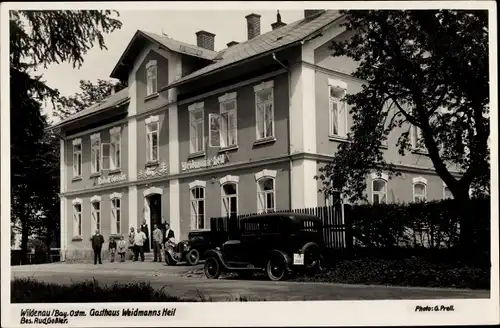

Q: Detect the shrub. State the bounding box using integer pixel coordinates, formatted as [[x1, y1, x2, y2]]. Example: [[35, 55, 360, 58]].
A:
[[294, 257, 490, 290]]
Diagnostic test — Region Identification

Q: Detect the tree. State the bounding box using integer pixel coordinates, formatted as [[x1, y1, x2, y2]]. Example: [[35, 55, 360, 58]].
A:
[[55, 79, 128, 119], [316, 10, 489, 248], [10, 10, 122, 261]]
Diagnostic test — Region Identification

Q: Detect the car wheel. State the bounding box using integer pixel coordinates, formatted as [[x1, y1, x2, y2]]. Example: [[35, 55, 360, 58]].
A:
[[165, 253, 175, 266], [266, 255, 288, 281], [302, 243, 321, 269], [186, 249, 200, 266], [204, 257, 221, 279]]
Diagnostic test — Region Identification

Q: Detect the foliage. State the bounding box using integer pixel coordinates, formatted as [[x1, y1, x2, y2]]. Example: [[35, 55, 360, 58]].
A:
[[11, 279, 261, 303], [294, 256, 490, 290], [55, 79, 128, 119], [10, 10, 123, 261], [317, 10, 490, 204], [345, 197, 490, 253]]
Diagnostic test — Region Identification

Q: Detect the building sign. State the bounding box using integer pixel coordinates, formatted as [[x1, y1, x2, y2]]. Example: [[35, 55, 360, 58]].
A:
[[181, 155, 226, 172], [138, 162, 168, 179], [97, 173, 127, 185]]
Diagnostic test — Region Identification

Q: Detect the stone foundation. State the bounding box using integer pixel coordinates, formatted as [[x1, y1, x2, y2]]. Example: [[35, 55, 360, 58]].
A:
[[63, 249, 139, 262]]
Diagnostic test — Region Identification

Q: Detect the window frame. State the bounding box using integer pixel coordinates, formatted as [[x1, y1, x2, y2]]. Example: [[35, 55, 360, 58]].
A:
[[72, 198, 83, 237], [72, 138, 83, 178], [220, 175, 239, 218], [110, 193, 122, 235], [146, 60, 158, 96], [218, 92, 238, 148], [90, 195, 102, 233], [189, 180, 207, 230], [255, 169, 277, 214], [109, 126, 122, 170], [90, 133, 101, 174], [411, 125, 424, 150], [328, 78, 348, 138], [145, 115, 160, 163], [254, 80, 275, 141], [188, 102, 205, 153], [412, 176, 428, 202], [370, 172, 388, 204]]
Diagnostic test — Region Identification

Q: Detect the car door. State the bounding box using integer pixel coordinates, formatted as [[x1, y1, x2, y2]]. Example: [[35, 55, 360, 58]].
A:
[[239, 219, 262, 264]]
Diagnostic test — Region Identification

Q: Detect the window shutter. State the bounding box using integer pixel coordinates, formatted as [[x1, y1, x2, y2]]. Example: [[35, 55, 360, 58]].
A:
[[256, 104, 264, 139], [209, 113, 221, 147], [338, 101, 346, 137], [101, 143, 111, 170]]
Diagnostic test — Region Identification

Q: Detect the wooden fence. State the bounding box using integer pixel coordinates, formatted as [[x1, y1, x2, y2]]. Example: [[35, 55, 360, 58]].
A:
[[210, 205, 353, 250]]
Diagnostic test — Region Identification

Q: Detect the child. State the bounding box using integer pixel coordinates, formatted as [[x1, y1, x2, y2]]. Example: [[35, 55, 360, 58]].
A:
[[117, 235, 127, 262], [108, 237, 117, 263]]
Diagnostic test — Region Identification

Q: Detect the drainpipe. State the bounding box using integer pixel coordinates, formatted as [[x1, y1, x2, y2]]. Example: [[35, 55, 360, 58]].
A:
[[271, 53, 294, 210]]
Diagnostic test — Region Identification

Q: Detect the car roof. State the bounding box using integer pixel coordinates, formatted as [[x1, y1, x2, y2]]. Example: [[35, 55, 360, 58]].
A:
[[240, 212, 321, 223]]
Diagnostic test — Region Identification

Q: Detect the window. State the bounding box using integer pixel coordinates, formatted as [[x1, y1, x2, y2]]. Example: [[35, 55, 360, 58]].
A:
[[72, 138, 82, 177], [220, 175, 239, 218], [254, 80, 274, 140], [110, 193, 122, 234], [413, 177, 427, 202], [189, 102, 204, 153], [328, 79, 348, 138], [411, 125, 424, 150], [90, 196, 101, 233], [255, 169, 277, 213], [90, 133, 101, 174], [145, 115, 160, 162], [189, 180, 206, 230], [209, 92, 238, 148], [72, 199, 82, 237], [109, 127, 121, 170], [443, 184, 453, 199], [370, 173, 388, 204], [146, 60, 157, 96], [325, 190, 342, 207]]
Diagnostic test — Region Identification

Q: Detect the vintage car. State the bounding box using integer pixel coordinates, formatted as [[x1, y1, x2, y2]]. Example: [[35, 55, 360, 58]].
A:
[[164, 229, 212, 266], [203, 213, 325, 281]]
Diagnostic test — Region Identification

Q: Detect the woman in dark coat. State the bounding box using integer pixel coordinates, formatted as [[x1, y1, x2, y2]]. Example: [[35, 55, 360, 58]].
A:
[[140, 219, 150, 253]]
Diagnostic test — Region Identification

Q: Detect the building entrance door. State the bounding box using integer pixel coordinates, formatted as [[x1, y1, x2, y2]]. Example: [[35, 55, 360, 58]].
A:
[[148, 194, 162, 250]]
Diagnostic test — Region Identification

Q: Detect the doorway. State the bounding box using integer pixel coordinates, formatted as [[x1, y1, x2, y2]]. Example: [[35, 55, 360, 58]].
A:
[[146, 194, 162, 250]]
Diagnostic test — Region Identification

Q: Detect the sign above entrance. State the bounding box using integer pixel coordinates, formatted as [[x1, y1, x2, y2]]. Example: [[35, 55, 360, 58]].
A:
[[138, 163, 168, 179], [181, 154, 226, 172], [97, 173, 127, 185]]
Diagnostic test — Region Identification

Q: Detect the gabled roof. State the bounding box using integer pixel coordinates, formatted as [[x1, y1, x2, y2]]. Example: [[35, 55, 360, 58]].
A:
[[162, 10, 342, 90], [110, 30, 218, 80], [51, 87, 130, 129]]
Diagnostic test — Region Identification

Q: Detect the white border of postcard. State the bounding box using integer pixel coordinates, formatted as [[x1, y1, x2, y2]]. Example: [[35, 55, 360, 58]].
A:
[[1, 1, 499, 327]]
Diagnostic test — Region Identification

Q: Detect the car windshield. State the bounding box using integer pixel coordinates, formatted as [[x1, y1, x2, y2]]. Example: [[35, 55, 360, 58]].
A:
[[189, 233, 208, 241]]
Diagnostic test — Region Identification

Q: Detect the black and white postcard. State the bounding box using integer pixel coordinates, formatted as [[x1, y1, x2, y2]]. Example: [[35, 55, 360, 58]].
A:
[[1, 1, 498, 327]]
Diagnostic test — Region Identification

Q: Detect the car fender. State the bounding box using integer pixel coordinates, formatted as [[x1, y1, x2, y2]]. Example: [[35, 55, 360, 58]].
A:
[[204, 249, 229, 270], [269, 249, 293, 271]]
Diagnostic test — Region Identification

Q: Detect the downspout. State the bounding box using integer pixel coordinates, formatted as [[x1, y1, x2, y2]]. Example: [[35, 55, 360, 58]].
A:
[[272, 53, 294, 210]]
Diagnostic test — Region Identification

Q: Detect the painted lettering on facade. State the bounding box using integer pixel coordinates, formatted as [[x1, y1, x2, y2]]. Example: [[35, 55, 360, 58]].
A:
[[97, 173, 127, 185], [138, 162, 168, 179], [181, 155, 226, 172]]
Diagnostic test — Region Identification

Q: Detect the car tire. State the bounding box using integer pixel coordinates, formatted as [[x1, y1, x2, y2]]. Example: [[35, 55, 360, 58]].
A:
[[301, 242, 321, 270], [204, 257, 221, 279], [186, 249, 200, 266], [165, 252, 175, 266], [266, 254, 288, 281]]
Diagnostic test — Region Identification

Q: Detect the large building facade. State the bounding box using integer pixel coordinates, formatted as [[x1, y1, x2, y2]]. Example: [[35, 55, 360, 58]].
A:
[[55, 10, 457, 260]]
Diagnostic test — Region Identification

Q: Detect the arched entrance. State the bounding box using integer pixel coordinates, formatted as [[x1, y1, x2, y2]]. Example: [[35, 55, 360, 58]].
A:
[[144, 187, 163, 251]]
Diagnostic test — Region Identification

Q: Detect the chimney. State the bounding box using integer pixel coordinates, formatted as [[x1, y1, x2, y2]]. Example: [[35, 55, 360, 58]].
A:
[[195, 30, 215, 51], [271, 10, 287, 30], [227, 41, 239, 48], [304, 9, 325, 18], [245, 13, 261, 40]]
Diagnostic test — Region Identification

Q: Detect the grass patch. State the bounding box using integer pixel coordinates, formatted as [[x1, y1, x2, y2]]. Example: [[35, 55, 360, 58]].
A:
[[11, 278, 263, 303], [294, 257, 490, 290]]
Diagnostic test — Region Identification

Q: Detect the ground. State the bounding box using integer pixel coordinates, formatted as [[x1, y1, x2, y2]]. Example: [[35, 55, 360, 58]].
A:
[[11, 262, 489, 301]]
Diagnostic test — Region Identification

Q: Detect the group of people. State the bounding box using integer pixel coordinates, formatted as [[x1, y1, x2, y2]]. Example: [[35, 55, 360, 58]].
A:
[[90, 219, 175, 265]]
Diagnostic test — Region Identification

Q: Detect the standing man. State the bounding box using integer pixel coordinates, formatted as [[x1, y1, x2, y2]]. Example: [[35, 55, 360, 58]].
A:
[[152, 224, 163, 262], [91, 229, 105, 265], [165, 222, 175, 243], [133, 228, 147, 262], [140, 219, 150, 253]]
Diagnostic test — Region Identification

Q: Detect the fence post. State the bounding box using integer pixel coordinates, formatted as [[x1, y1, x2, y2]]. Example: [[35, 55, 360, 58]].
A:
[[343, 204, 353, 250]]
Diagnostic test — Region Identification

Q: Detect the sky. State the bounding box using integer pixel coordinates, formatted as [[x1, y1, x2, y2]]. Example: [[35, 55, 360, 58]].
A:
[[37, 10, 304, 121]]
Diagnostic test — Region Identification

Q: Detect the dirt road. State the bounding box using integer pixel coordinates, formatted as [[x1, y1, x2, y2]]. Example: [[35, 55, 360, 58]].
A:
[[11, 263, 490, 302]]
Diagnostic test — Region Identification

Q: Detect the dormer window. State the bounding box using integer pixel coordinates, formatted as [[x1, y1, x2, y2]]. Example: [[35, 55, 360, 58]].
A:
[[146, 60, 157, 96]]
